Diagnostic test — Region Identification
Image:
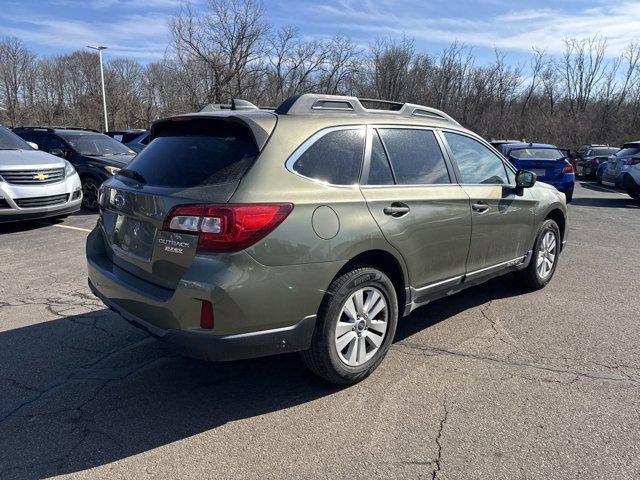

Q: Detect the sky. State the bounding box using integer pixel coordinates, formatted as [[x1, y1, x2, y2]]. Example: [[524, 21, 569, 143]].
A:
[[2, 0, 640, 64]]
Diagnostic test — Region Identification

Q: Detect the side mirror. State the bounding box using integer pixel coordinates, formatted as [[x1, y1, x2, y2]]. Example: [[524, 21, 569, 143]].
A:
[[27, 141, 39, 150], [515, 169, 536, 196], [50, 148, 65, 158]]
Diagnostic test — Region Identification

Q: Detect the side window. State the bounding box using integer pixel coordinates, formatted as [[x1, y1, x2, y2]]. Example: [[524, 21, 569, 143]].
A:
[[365, 130, 394, 185], [378, 128, 450, 185], [292, 128, 364, 185], [444, 132, 509, 185]]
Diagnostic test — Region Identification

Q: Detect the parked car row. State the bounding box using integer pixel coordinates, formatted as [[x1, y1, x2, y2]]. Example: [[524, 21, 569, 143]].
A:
[[572, 144, 619, 179], [569, 142, 640, 200], [12, 127, 136, 210]]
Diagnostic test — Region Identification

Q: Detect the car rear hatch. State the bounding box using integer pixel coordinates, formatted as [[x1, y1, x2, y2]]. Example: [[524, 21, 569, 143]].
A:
[[97, 113, 276, 290]]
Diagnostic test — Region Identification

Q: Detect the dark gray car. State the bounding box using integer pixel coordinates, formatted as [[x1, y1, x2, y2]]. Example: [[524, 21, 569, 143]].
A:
[[87, 94, 568, 385]]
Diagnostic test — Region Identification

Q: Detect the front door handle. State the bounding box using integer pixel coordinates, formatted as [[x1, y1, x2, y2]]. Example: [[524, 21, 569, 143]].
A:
[[472, 201, 490, 214], [383, 202, 410, 217]]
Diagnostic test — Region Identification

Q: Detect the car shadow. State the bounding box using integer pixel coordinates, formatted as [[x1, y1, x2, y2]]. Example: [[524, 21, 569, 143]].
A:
[[570, 197, 639, 208], [0, 275, 522, 478]]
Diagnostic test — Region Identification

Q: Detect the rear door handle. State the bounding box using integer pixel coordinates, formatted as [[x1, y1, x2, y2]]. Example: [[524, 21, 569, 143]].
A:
[[472, 201, 490, 213], [383, 202, 410, 217]]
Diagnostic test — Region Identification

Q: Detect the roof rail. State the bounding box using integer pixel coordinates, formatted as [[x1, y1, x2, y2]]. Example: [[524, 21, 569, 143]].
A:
[[274, 94, 460, 125], [199, 98, 259, 113]]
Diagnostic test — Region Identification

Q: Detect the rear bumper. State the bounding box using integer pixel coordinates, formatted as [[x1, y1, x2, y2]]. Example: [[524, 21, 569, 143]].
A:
[[89, 279, 316, 361], [86, 226, 340, 361], [544, 176, 574, 194]]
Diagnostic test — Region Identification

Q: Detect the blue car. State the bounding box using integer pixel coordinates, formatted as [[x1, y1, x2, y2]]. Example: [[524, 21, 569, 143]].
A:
[[494, 142, 575, 203]]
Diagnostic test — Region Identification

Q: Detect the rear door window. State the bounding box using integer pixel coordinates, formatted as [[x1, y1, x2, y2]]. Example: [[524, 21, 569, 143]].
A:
[[291, 128, 365, 185], [377, 128, 450, 185], [125, 119, 259, 188]]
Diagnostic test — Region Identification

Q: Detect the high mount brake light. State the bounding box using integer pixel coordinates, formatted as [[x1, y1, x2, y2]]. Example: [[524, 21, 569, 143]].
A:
[[163, 203, 294, 253]]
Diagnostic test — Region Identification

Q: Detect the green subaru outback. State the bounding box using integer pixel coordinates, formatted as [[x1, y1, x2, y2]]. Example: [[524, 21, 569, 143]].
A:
[[87, 94, 567, 385]]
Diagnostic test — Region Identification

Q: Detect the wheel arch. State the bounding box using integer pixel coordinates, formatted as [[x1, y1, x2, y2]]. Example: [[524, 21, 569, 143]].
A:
[[544, 208, 566, 248], [333, 249, 409, 316]]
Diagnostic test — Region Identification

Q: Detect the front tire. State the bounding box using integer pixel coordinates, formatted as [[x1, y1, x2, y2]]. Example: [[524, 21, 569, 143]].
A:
[[301, 267, 398, 386], [515, 219, 561, 290]]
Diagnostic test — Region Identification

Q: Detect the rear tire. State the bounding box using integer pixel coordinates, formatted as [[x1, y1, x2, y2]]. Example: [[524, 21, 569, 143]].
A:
[[301, 266, 398, 386], [515, 219, 561, 290]]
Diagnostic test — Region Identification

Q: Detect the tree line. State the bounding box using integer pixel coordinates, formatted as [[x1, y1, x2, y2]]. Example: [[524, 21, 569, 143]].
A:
[[2, 0, 640, 148]]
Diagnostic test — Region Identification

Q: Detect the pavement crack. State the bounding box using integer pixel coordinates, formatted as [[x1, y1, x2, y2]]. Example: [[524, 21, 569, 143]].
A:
[[0, 338, 155, 425], [395, 343, 640, 387], [432, 399, 448, 480]]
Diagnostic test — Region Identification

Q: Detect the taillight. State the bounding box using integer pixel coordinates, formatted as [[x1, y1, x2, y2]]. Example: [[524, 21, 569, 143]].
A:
[[563, 161, 574, 173], [163, 203, 294, 253], [591, 158, 599, 165], [627, 158, 640, 165], [200, 300, 214, 329]]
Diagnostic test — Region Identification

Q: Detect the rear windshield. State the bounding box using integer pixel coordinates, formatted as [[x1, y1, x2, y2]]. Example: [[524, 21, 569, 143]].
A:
[[123, 119, 258, 188], [508, 148, 565, 160], [58, 132, 133, 156], [588, 147, 618, 156]]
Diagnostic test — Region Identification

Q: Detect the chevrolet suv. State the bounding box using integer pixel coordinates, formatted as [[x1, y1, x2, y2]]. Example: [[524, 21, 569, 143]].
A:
[[87, 94, 568, 385], [1, 124, 82, 222]]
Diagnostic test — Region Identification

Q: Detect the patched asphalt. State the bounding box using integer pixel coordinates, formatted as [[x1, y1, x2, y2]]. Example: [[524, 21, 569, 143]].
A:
[[1, 181, 639, 479]]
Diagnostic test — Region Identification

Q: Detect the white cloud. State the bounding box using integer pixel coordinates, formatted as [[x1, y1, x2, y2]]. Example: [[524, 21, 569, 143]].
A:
[[300, 0, 640, 56], [0, 12, 172, 60]]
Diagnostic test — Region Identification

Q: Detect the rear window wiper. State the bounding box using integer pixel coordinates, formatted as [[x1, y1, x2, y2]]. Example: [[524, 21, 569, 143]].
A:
[[117, 169, 146, 183]]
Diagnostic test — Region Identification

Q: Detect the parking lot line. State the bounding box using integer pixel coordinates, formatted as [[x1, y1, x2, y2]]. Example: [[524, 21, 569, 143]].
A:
[[39, 222, 92, 233]]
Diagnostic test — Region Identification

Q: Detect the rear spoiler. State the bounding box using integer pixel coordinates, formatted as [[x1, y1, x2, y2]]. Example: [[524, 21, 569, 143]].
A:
[[150, 112, 277, 151]]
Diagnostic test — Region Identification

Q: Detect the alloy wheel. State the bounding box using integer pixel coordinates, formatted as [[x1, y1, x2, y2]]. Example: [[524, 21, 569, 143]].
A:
[[537, 231, 557, 279], [334, 287, 388, 366]]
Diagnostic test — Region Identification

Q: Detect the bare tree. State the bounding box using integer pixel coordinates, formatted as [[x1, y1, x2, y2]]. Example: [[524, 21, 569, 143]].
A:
[[169, 0, 268, 103]]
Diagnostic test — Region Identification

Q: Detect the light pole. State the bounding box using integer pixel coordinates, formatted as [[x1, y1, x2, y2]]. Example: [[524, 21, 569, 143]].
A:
[[87, 45, 108, 131]]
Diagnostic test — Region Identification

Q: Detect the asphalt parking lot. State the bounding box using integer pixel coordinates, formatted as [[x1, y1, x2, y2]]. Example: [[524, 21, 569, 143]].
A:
[[1, 181, 639, 479]]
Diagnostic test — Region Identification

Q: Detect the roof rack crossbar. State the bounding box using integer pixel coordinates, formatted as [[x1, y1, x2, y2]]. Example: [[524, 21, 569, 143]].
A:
[[274, 94, 460, 125]]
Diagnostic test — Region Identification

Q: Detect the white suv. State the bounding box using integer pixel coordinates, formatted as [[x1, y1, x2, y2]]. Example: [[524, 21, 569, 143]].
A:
[[0, 125, 82, 223]]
